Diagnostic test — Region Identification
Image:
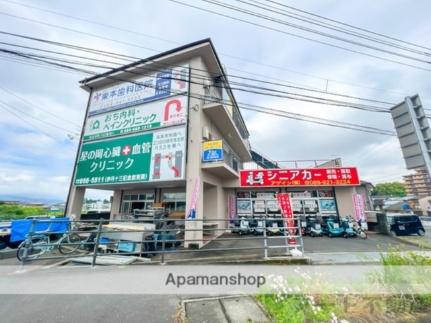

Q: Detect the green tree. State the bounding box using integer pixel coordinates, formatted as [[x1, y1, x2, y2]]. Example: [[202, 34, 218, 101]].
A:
[[373, 182, 406, 197]]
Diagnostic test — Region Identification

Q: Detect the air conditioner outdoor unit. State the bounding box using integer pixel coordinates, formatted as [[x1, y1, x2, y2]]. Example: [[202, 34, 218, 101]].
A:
[[202, 126, 211, 140]]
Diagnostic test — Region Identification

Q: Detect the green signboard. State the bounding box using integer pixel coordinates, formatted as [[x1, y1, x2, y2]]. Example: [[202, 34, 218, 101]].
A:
[[75, 133, 153, 186], [75, 126, 187, 186], [83, 95, 188, 142]]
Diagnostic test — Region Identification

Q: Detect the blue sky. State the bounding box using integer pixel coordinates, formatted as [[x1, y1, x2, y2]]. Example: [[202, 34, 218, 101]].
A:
[[0, 0, 430, 201]]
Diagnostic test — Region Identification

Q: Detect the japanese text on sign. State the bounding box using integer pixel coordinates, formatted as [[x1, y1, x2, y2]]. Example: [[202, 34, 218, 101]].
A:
[[277, 193, 296, 245], [75, 126, 187, 186], [240, 167, 360, 187], [89, 65, 189, 116], [84, 96, 188, 142]]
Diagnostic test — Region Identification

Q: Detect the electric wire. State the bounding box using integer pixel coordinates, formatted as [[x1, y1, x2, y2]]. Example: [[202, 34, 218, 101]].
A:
[[0, 84, 82, 128], [0, 98, 79, 134], [201, 0, 431, 64], [167, 0, 431, 72], [234, 0, 431, 57], [0, 47, 396, 136], [0, 101, 66, 139], [0, 19, 428, 98], [0, 46, 395, 114], [0, 36, 397, 107], [260, 0, 431, 52]]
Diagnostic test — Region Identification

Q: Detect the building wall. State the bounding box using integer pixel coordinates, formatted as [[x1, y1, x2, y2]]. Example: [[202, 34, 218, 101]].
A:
[[334, 186, 356, 217], [403, 169, 431, 197], [111, 190, 122, 219], [183, 56, 241, 246]]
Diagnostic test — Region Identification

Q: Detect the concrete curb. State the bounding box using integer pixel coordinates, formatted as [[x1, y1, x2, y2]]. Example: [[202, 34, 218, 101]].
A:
[[391, 236, 431, 249], [181, 295, 273, 323], [148, 254, 311, 265]]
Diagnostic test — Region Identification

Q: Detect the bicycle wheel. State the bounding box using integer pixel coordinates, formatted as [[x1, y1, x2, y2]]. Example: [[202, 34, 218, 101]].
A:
[[16, 236, 49, 261], [58, 233, 82, 254]]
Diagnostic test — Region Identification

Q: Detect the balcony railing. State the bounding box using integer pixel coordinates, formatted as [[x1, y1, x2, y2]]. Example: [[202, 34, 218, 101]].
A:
[[203, 80, 249, 140], [202, 140, 242, 173]]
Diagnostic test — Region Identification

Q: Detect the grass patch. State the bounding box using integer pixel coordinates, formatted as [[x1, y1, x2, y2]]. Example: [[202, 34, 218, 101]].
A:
[[0, 203, 62, 221], [378, 252, 431, 313], [257, 252, 431, 321], [257, 294, 342, 322]]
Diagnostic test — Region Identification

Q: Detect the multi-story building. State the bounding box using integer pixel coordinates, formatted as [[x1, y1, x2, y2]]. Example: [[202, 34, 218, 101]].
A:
[[66, 39, 368, 248], [403, 168, 431, 198]]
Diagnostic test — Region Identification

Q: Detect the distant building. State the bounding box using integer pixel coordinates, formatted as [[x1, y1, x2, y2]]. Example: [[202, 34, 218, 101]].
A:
[[403, 168, 431, 198]]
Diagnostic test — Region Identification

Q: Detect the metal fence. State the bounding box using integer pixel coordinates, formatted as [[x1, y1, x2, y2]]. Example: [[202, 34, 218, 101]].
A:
[[14, 217, 304, 266]]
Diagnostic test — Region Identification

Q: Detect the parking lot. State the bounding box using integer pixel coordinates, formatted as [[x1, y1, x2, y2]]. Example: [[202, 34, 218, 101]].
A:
[[1, 228, 430, 266], [145, 230, 431, 264]]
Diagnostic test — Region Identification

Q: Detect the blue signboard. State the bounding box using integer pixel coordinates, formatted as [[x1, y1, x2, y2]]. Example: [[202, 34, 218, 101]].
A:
[[202, 149, 223, 162]]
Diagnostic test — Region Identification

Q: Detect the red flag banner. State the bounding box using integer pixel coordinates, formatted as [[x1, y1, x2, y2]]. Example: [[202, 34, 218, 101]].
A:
[[277, 193, 296, 245]]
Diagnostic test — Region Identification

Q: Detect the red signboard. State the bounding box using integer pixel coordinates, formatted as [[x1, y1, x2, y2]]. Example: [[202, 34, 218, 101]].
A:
[[277, 193, 296, 245], [240, 167, 360, 187]]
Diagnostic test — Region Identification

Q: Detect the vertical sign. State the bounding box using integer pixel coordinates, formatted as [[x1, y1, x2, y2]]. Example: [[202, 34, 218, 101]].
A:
[[352, 193, 367, 223], [227, 194, 236, 223], [277, 193, 296, 245], [186, 177, 200, 220]]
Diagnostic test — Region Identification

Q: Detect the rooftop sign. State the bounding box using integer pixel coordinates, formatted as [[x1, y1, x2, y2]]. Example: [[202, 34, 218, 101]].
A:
[[88, 65, 189, 116]]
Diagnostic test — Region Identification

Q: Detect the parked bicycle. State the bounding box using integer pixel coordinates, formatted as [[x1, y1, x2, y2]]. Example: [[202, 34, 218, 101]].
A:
[[16, 219, 97, 261], [57, 228, 97, 255]]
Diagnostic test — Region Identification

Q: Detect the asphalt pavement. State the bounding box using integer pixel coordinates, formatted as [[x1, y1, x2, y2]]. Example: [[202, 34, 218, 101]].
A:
[[303, 231, 424, 253], [0, 294, 181, 323]]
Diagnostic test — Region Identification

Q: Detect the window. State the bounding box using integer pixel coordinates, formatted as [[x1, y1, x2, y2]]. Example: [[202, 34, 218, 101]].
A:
[[232, 158, 239, 172], [121, 192, 155, 215], [162, 192, 186, 212]]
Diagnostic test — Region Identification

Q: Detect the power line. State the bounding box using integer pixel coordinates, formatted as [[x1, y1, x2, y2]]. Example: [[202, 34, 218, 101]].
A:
[[4, 42, 430, 120], [1, 3, 430, 95], [0, 98, 79, 134], [0, 41, 125, 67], [203, 0, 431, 64], [0, 36, 397, 108], [0, 52, 83, 74], [235, 0, 431, 57], [0, 0, 181, 46], [0, 46, 396, 136], [7, 0, 428, 61], [260, 0, 431, 52], [0, 31, 139, 62], [0, 102, 60, 139], [0, 37, 392, 108], [4, 44, 426, 127], [167, 0, 431, 71], [0, 11, 160, 55], [0, 84, 82, 128], [0, 46, 396, 114], [0, 6, 427, 97]]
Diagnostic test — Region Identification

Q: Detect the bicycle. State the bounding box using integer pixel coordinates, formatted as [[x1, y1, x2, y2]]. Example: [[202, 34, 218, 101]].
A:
[[57, 224, 97, 255], [16, 220, 97, 261], [17, 233, 54, 261]]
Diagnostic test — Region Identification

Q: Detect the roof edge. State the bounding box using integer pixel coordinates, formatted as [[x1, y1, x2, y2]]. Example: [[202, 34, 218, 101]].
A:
[[79, 38, 214, 84]]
